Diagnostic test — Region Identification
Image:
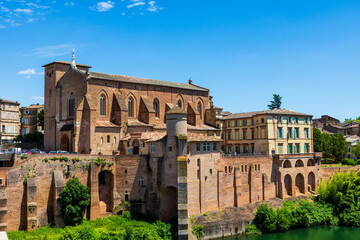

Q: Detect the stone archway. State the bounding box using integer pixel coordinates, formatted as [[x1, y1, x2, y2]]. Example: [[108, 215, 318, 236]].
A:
[[60, 134, 70, 152], [132, 140, 140, 155], [295, 173, 305, 194], [161, 186, 177, 222], [307, 159, 315, 166], [283, 160, 291, 168], [308, 172, 316, 191], [284, 174, 292, 196], [295, 160, 304, 167], [99, 170, 114, 213]]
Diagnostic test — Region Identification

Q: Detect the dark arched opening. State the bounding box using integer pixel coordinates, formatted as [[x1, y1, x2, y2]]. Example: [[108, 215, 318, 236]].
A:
[[308, 172, 316, 191], [283, 160, 291, 168], [60, 134, 70, 152], [295, 159, 304, 167], [99, 170, 114, 213], [161, 186, 177, 222], [307, 159, 315, 166], [132, 139, 139, 155], [295, 173, 305, 194], [284, 174, 292, 196]]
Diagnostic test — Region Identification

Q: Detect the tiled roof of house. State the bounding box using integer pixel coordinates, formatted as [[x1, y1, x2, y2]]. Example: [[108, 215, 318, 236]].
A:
[[96, 121, 121, 128], [187, 133, 222, 142], [21, 104, 44, 109], [89, 71, 209, 92], [223, 108, 312, 120], [141, 131, 167, 142], [0, 98, 20, 105]]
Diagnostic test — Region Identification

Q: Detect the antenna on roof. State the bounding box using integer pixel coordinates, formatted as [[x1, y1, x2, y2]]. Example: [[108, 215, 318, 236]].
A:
[[71, 49, 76, 68]]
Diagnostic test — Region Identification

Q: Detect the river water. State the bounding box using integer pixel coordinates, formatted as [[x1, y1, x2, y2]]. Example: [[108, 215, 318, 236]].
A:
[[219, 226, 360, 240]]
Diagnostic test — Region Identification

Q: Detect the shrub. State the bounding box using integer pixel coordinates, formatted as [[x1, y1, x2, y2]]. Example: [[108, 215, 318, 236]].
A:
[[153, 221, 172, 240], [77, 228, 96, 240], [341, 158, 357, 166], [122, 210, 131, 220], [192, 225, 204, 240], [59, 177, 90, 226], [253, 204, 277, 233], [276, 207, 291, 231], [244, 224, 261, 235]]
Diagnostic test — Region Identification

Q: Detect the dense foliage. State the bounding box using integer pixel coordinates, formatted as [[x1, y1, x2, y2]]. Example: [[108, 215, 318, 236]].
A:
[[59, 177, 91, 226], [14, 131, 43, 143], [352, 142, 360, 160], [252, 200, 335, 234], [38, 108, 44, 129], [344, 117, 360, 124], [267, 94, 282, 110], [251, 171, 360, 236], [8, 213, 172, 240], [318, 171, 360, 226], [313, 128, 348, 162]]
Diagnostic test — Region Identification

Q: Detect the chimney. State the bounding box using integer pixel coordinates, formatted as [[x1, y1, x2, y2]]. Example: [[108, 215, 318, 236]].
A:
[[189, 78, 192, 84]]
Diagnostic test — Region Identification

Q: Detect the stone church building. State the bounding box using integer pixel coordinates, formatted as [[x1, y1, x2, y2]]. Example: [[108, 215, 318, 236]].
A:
[[43, 54, 219, 155]]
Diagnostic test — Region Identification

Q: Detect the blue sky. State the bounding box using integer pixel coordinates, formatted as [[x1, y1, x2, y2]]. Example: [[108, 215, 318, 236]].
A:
[[0, 0, 359, 121]]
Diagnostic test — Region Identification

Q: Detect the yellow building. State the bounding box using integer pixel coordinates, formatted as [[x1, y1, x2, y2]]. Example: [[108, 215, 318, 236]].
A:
[[0, 99, 21, 142], [20, 104, 44, 135], [223, 109, 313, 155]]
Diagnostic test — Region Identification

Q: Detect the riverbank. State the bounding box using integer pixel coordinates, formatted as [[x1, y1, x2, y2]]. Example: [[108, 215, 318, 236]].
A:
[[216, 226, 360, 240], [191, 196, 309, 239]]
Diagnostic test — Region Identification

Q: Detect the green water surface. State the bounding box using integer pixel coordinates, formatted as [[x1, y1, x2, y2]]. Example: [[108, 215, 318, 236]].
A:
[[220, 226, 360, 240]]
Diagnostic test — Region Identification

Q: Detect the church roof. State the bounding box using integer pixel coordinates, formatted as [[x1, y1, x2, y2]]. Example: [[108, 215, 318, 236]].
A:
[[89, 71, 209, 92]]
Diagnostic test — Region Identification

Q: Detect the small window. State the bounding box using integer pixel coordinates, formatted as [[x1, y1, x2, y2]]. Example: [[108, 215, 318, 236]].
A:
[[213, 143, 217, 151], [261, 118, 265, 123], [209, 169, 212, 175], [203, 142, 210, 151], [138, 179, 144, 186], [125, 180, 128, 184], [197, 159, 200, 166], [0, 179, 3, 185], [125, 194, 129, 201], [107, 135, 110, 143], [114, 136, 117, 144], [150, 143, 155, 153], [169, 146, 173, 152], [100, 94, 106, 116], [169, 164, 172, 169], [124, 169, 127, 174], [196, 143, 200, 151], [225, 166, 227, 174]]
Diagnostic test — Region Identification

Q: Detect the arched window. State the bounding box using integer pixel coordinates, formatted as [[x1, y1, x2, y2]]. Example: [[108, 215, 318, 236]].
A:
[[100, 94, 106, 116], [68, 92, 75, 118], [197, 102, 202, 119], [128, 97, 134, 118], [153, 99, 159, 118], [178, 100, 182, 109]]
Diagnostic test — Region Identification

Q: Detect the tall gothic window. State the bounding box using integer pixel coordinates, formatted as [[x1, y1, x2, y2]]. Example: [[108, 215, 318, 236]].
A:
[[100, 94, 106, 116], [197, 102, 202, 119], [153, 99, 159, 118], [178, 100, 182, 109], [68, 92, 75, 118], [128, 97, 134, 118]]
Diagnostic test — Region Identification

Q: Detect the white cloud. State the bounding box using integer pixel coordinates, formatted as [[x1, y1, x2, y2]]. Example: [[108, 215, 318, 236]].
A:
[[127, 1, 145, 8], [147, 1, 161, 12], [1, 6, 9, 12], [65, 2, 75, 6], [14, 8, 34, 14], [32, 96, 44, 100], [26, 3, 49, 9], [18, 68, 43, 75], [32, 44, 75, 58], [93, 1, 115, 12]]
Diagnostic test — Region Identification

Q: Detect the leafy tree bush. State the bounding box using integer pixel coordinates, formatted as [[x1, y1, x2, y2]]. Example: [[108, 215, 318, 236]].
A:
[[330, 133, 348, 161], [267, 94, 282, 110], [192, 225, 204, 240], [275, 207, 291, 231], [313, 127, 323, 153], [341, 158, 357, 166], [253, 204, 277, 233], [59, 177, 90, 226], [244, 224, 261, 235], [318, 171, 360, 226], [352, 142, 360, 160]]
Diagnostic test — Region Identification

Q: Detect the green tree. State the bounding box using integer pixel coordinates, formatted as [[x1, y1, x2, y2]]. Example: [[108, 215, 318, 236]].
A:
[[330, 133, 348, 161], [321, 133, 332, 160], [352, 142, 360, 159], [313, 127, 322, 152], [59, 177, 90, 226], [37, 108, 44, 129], [253, 204, 277, 233], [267, 94, 282, 110]]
